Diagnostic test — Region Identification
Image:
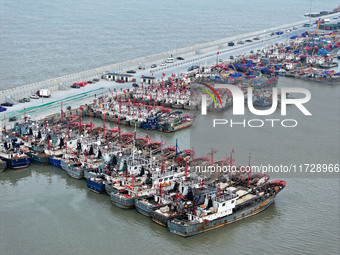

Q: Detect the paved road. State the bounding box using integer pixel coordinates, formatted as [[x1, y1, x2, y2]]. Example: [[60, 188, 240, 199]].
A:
[[1, 15, 339, 124]]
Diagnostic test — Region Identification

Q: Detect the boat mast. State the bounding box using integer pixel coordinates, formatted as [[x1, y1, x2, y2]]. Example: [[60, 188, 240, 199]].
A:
[[247, 152, 252, 187], [103, 113, 106, 138], [61, 99, 63, 122], [185, 159, 189, 182], [132, 123, 136, 164]]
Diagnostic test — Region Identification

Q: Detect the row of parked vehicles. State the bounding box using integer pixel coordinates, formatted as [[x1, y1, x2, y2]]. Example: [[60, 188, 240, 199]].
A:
[[21, 89, 51, 102], [0, 89, 52, 112], [227, 26, 298, 46], [70, 78, 100, 89], [148, 56, 185, 69]]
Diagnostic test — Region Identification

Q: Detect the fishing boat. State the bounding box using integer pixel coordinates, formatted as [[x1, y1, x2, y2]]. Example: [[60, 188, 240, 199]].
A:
[[66, 164, 85, 179], [135, 195, 165, 217], [135, 171, 187, 217], [111, 185, 155, 209], [105, 176, 126, 195], [61, 158, 84, 179], [167, 180, 286, 237], [152, 199, 189, 227], [183, 101, 199, 111], [158, 111, 195, 132], [49, 154, 63, 168], [140, 116, 159, 130], [84, 169, 103, 179], [151, 183, 216, 227], [0, 151, 31, 169], [85, 176, 107, 193], [60, 158, 71, 171], [27, 151, 50, 165], [110, 163, 154, 208]]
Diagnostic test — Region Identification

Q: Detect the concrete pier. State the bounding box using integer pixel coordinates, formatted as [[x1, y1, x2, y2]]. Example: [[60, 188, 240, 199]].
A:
[[1, 12, 338, 124]]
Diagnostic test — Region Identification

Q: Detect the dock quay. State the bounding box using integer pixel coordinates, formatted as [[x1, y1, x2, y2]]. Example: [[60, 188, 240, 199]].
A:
[[0, 13, 339, 128], [1, 12, 339, 124]]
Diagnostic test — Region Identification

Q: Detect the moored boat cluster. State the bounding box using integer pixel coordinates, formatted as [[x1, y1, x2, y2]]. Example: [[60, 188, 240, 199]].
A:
[[0, 114, 286, 237]]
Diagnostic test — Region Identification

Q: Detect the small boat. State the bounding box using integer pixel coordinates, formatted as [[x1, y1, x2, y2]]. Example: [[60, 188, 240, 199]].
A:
[[319, 62, 338, 69]]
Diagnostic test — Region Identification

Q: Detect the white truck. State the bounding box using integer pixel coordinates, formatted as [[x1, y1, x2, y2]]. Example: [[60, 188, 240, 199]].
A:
[[38, 89, 51, 97]]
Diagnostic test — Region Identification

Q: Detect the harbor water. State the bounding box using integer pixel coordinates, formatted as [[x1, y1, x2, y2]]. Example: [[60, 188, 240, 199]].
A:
[[1, 0, 340, 255]]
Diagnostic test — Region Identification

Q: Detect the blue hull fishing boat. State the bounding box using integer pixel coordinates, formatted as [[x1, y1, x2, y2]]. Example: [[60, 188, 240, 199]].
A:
[[0, 152, 31, 169], [49, 156, 62, 167], [85, 177, 106, 193]]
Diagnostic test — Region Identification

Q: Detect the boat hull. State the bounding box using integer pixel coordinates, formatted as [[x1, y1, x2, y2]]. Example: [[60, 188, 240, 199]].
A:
[[167, 196, 276, 237], [85, 179, 106, 193], [60, 159, 69, 171], [84, 171, 103, 179], [28, 153, 50, 165], [48, 157, 61, 168], [135, 198, 163, 217], [152, 211, 180, 227], [1, 157, 30, 169], [0, 161, 7, 172], [105, 183, 115, 195], [66, 168, 84, 180], [110, 193, 135, 209]]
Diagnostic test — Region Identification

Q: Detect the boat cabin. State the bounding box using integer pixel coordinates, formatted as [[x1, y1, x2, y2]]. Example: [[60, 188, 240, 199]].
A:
[[188, 193, 237, 223]]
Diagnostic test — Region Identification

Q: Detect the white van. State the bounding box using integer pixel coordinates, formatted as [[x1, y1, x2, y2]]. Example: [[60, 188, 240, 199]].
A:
[[165, 57, 174, 63]]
